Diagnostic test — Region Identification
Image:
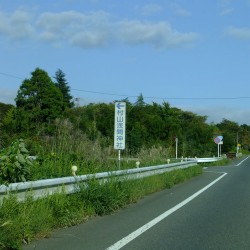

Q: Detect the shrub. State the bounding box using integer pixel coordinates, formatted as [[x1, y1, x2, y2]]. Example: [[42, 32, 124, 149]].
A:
[[0, 139, 33, 184]]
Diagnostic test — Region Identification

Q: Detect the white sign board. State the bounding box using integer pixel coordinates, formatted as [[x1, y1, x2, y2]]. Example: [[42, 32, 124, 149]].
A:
[[114, 102, 126, 150]]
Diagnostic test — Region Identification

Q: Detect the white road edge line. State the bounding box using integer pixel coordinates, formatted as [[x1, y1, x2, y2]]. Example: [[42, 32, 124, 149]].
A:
[[106, 171, 227, 250], [235, 156, 250, 166]]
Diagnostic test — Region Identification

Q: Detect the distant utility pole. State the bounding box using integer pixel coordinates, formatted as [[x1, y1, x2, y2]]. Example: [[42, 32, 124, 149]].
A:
[[175, 137, 178, 159], [75, 98, 80, 107], [236, 132, 239, 155]]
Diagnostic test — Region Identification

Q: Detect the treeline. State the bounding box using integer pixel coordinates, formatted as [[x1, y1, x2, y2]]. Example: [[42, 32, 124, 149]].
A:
[[0, 67, 250, 158]]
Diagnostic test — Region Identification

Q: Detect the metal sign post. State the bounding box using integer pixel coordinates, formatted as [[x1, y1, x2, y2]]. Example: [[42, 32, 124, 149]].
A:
[[214, 136, 223, 157], [175, 137, 178, 159], [219, 141, 223, 157], [114, 102, 126, 169]]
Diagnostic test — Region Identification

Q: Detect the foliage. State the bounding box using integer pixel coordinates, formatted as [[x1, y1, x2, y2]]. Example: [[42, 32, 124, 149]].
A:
[[79, 177, 129, 215], [0, 103, 14, 118], [2, 67, 250, 158], [0, 139, 33, 184], [0, 165, 202, 249], [0, 103, 16, 148], [1, 67, 250, 182], [15, 68, 65, 132], [0, 191, 82, 250], [216, 119, 239, 152], [30, 118, 113, 180], [54, 69, 74, 109]]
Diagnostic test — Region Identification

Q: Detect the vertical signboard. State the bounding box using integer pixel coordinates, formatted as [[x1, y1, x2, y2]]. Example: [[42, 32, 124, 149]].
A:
[[114, 102, 126, 150]]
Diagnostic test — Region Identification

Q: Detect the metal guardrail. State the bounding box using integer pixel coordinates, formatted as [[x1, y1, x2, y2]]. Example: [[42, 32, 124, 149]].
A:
[[189, 157, 224, 163], [0, 161, 197, 203]]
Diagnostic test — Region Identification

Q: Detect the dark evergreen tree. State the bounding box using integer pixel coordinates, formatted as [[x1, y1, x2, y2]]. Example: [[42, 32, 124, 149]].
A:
[[15, 68, 65, 131], [54, 69, 74, 108], [135, 93, 145, 107]]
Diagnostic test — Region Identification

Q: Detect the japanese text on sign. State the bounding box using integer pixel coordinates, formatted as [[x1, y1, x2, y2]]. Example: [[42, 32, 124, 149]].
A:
[[114, 102, 126, 150]]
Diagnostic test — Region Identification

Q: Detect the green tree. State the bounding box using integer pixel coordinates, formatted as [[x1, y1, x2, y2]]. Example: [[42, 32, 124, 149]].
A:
[[239, 124, 250, 151], [54, 69, 74, 108], [0, 103, 16, 147], [216, 119, 239, 152], [15, 68, 65, 131], [135, 93, 145, 107]]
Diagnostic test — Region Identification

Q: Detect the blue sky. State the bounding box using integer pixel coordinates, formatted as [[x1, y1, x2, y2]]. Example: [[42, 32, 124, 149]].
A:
[[1, 0, 250, 124]]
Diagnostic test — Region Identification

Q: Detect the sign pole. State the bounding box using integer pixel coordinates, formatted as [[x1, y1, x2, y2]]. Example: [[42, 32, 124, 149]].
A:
[[118, 150, 121, 170], [214, 136, 223, 157], [175, 137, 178, 159]]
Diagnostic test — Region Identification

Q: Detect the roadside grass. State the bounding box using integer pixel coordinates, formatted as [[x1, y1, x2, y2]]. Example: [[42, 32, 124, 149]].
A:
[[199, 158, 231, 168], [27, 119, 184, 180], [0, 165, 202, 250]]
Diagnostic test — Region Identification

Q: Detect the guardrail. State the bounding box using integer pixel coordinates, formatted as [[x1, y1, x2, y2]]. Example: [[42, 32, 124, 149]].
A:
[[0, 160, 197, 203], [188, 157, 224, 163]]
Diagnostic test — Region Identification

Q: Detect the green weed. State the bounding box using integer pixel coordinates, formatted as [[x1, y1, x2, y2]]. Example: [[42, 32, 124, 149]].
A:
[[0, 165, 202, 249]]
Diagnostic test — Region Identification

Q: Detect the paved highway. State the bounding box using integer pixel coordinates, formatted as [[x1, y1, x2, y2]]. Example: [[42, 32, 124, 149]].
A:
[[24, 156, 250, 250]]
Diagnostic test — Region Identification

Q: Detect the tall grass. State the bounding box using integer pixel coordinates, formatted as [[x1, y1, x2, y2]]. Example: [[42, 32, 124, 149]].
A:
[[0, 119, 206, 249], [31, 119, 112, 179], [136, 146, 172, 166], [30, 119, 177, 180], [0, 165, 202, 249]]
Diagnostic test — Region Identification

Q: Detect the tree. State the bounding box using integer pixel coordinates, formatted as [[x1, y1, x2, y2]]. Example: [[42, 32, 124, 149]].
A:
[[15, 68, 65, 130], [135, 93, 145, 107], [0, 103, 15, 147], [216, 119, 239, 152], [54, 69, 74, 108]]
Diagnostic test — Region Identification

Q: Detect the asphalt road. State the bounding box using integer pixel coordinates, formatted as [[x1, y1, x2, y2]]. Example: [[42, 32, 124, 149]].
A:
[[24, 156, 250, 250]]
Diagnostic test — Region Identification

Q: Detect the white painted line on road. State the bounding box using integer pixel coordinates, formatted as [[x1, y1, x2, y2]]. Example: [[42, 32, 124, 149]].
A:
[[106, 171, 227, 250], [235, 156, 250, 166]]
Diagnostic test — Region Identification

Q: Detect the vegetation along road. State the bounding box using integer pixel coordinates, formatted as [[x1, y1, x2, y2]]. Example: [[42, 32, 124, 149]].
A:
[[24, 156, 250, 250]]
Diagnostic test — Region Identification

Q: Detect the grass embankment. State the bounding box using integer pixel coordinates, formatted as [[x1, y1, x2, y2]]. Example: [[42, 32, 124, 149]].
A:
[[199, 157, 230, 168], [0, 165, 202, 250]]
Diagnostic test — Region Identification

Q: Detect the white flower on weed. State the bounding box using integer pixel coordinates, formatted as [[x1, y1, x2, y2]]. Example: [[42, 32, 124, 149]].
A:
[[136, 161, 140, 168], [71, 165, 78, 176], [167, 159, 170, 164]]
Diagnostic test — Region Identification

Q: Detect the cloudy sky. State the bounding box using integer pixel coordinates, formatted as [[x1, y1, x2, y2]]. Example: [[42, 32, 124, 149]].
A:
[[1, 0, 250, 124]]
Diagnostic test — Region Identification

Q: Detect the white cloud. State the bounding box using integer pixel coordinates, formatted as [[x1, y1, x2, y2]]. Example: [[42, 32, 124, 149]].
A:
[[174, 8, 191, 17], [180, 104, 250, 125], [219, 0, 234, 9], [218, 0, 234, 16], [169, 3, 191, 17], [0, 10, 34, 39], [71, 30, 110, 48], [225, 26, 250, 40], [117, 20, 199, 49], [219, 8, 233, 15], [141, 4, 163, 16], [36, 10, 111, 47], [0, 9, 199, 49]]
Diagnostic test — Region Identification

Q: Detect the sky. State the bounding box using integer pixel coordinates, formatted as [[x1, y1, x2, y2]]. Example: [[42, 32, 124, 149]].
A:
[[1, 0, 250, 125]]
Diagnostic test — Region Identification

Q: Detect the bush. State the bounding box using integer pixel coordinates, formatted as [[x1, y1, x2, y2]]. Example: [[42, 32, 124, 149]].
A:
[[0, 139, 33, 184], [79, 178, 130, 215]]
